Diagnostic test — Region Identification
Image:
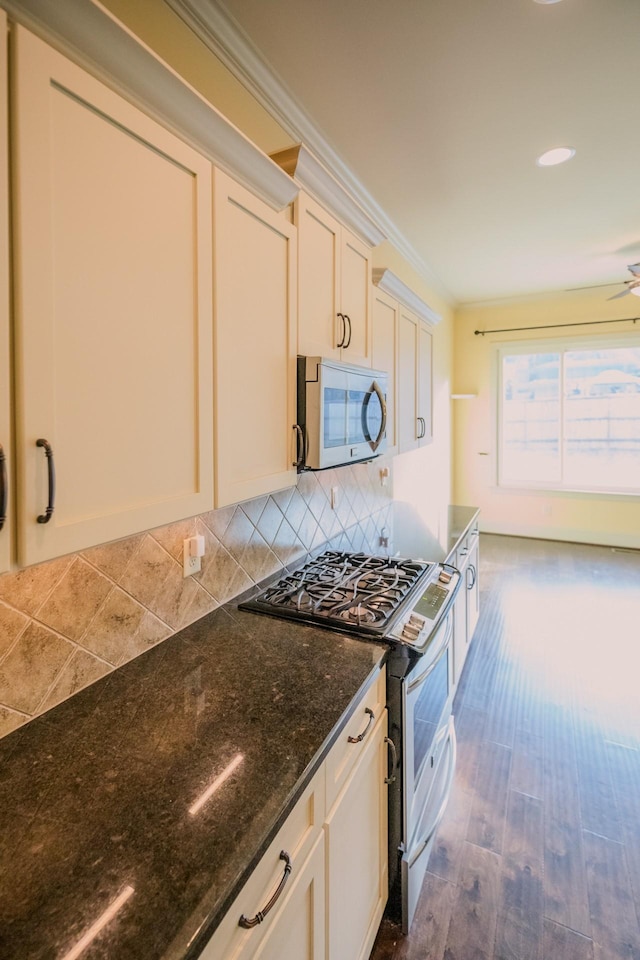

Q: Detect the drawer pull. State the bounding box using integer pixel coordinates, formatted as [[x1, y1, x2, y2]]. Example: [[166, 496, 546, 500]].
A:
[[238, 851, 292, 929], [0, 443, 6, 531], [348, 707, 375, 744], [36, 439, 55, 524]]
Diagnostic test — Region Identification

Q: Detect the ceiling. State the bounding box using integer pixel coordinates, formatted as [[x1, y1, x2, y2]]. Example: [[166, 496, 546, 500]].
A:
[[213, 0, 640, 305]]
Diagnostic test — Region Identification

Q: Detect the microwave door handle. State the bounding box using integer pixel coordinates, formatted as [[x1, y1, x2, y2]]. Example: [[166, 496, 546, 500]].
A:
[[363, 380, 387, 452]]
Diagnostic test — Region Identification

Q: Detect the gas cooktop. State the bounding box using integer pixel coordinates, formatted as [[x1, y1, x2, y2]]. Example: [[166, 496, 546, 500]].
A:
[[239, 550, 434, 638]]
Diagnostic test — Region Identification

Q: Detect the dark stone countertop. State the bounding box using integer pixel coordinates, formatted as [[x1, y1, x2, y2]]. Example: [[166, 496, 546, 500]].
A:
[[0, 597, 386, 960], [392, 504, 479, 564]]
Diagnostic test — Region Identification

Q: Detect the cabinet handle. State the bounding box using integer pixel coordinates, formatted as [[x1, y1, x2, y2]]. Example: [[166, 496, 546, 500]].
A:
[[0, 443, 7, 532], [416, 417, 426, 439], [348, 707, 375, 743], [238, 851, 292, 929], [336, 312, 346, 348], [293, 424, 305, 468], [36, 439, 55, 524], [467, 564, 477, 590], [343, 314, 352, 349], [384, 736, 397, 784]]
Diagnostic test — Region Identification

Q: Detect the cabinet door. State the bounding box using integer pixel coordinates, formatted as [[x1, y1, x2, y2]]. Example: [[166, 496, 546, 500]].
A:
[[295, 192, 341, 359], [372, 289, 398, 453], [12, 26, 214, 566], [466, 534, 480, 643], [0, 11, 10, 572], [214, 170, 297, 507], [417, 321, 433, 445], [397, 307, 420, 453], [452, 573, 468, 687], [252, 835, 325, 960], [340, 228, 372, 367], [326, 711, 388, 960]]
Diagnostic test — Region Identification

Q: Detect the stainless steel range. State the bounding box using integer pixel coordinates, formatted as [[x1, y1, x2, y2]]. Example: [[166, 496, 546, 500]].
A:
[[240, 549, 461, 933]]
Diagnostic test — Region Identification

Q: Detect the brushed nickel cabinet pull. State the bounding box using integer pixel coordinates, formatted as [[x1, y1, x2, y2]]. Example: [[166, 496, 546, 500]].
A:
[[0, 443, 6, 531], [348, 707, 375, 743], [336, 312, 346, 348], [238, 851, 292, 929], [36, 439, 55, 524]]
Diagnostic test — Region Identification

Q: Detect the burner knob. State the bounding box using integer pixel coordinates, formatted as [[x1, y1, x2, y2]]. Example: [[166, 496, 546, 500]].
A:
[[438, 570, 452, 585], [402, 623, 421, 641], [409, 614, 425, 628]]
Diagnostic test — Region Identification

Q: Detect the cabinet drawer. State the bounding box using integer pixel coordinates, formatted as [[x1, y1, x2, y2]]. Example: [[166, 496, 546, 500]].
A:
[[200, 765, 325, 960], [325, 667, 386, 814]]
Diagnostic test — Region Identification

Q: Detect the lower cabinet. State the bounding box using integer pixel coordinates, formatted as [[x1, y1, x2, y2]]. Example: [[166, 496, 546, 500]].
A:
[[200, 669, 387, 960], [325, 708, 388, 960], [452, 522, 481, 687]]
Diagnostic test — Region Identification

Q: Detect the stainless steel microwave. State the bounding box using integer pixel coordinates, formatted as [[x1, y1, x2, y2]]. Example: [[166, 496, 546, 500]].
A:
[[296, 356, 388, 470]]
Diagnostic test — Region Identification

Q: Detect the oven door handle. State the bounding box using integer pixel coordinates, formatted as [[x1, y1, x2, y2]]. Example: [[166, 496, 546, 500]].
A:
[[406, 614, 453, 694], [408, 718, 457, 868]]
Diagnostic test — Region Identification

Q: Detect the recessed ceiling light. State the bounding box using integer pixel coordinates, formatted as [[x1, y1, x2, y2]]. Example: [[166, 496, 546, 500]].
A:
[[533, 0, 565, 4], [536, 146, 576, 167]]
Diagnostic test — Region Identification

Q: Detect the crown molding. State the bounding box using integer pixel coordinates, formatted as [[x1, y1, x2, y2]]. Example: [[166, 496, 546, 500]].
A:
[[165, 0, 454, 301], [270, 145, 385, 247], [1, 0, 297, 211], [372, 269, 442, 326]]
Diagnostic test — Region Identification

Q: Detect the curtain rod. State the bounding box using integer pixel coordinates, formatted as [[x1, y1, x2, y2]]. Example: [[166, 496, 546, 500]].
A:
[[474, 316, 640, 336]]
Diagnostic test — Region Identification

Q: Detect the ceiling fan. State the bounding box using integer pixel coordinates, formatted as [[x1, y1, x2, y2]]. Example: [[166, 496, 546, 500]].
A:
[[607, 263, 640, 300]]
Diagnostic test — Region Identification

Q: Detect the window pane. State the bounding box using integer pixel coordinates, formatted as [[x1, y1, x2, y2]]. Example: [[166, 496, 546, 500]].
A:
[[563, 347, 640, 489], [500, 353, 561, 483]]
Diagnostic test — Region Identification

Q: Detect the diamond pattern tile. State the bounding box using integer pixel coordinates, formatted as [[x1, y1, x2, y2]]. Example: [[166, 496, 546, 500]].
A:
[[0, 454, 394, 735]]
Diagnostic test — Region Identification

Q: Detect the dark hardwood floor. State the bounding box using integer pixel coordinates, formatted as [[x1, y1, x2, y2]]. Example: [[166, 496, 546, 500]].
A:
[[370, 534, 640, 960]]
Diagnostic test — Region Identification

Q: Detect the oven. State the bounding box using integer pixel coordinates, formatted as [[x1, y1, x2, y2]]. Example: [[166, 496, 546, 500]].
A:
[[239, 550, 461, 934], [386, 610, 457, 931]]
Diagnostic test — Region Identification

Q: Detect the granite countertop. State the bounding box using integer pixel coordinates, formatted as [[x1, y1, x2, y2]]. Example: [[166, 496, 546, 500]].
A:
[[392, 504, 479, 564], [0, 596, 386, 960]]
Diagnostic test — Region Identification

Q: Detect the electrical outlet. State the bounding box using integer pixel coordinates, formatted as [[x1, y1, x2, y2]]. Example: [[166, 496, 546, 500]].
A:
[[183, 536, 204, 577], [330, 486, 339, 509]]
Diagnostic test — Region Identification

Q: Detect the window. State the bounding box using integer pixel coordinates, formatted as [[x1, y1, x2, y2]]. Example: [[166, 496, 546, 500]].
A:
[[497, 337, 640, 494]]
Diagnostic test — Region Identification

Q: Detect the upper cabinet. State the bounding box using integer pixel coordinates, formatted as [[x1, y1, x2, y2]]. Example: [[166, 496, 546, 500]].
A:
[[213, 169, 298, 508], [372, 269, 441, 456], [295, 192, 373, 366], [271, 145, 386, 368], [11, 25, 215, 566], [0, 11, 10, 573], [372, 287, 399, 455]]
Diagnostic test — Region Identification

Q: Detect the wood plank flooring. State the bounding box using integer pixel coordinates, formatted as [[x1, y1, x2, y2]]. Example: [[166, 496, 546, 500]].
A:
[[370, 534, 640, 960]]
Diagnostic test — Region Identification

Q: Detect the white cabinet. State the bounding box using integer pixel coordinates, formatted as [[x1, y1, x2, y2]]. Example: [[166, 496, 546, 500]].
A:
[[0, 11, 10, 573], [200, 768, 326, 960], [200, 668, 388, 960], [11, 25, 214, 566], [452, 521, 480, 686], [372, 287, 399, 454], [295, 191, 373, 367], [325, 707, 389, 960], [398, 306, 433, 453], [213, 169, 298, 507]]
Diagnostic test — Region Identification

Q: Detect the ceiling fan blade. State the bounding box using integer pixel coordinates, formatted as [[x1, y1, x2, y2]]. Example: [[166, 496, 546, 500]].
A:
[[607, 288, 632, 300], [628, 263, 640, 277]]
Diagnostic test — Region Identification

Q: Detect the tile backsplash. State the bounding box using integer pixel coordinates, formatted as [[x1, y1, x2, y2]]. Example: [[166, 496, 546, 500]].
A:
[[0, 460, 393, 739]]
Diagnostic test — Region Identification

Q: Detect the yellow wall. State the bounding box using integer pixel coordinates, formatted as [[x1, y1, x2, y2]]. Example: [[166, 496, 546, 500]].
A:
[[454, 289, 640, 547], [100, 0, 293, 155]]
